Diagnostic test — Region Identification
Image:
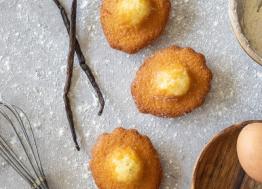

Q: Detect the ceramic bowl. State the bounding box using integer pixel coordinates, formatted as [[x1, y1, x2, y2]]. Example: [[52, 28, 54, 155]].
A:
[[229, 0, 262, 66]]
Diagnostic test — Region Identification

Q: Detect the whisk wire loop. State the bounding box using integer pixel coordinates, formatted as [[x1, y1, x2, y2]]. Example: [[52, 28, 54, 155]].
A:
[[0, 102, 49, 189]]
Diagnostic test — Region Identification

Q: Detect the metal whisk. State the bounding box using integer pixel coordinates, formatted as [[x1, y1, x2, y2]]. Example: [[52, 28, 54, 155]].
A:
[[0, 102, 49, 189]]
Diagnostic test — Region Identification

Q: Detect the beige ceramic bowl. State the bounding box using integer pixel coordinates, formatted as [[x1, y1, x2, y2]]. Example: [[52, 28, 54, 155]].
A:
[[229, 0, 262, 66]]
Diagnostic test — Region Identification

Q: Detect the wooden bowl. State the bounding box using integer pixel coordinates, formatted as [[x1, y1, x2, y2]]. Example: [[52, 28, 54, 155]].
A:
[[192, 120, 262, 189], [229, 0, 262, 66]]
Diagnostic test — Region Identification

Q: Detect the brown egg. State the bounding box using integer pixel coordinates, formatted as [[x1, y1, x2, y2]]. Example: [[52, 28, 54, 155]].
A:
[[237, 123, 262, 183]]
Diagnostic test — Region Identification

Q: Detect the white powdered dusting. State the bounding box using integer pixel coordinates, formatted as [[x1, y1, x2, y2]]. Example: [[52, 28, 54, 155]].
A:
[[0, 0, 261, 189], [257, 71, 262, 78], [58, 128, 65, 137]]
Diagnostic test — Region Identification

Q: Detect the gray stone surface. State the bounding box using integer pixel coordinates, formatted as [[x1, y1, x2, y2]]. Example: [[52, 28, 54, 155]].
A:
[[0, 0, 261, 189]]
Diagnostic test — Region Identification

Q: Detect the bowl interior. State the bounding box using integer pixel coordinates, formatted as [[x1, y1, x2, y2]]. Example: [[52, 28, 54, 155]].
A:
[[229, 0, 262, 66]]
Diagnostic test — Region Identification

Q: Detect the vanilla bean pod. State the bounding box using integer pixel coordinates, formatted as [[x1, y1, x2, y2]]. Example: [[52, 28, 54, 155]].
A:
[[53, 0, 105, 115], [64, 0, 80, 151]]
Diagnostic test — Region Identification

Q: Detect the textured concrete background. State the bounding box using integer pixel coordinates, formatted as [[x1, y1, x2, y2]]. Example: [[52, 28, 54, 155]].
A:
[[0, 0, 261, 189]]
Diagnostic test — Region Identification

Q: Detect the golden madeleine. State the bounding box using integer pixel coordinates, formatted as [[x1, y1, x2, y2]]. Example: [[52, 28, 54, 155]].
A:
[[100, 0, 171, 53], [90, 128, 162, 189], [131, 46, 213, 117]]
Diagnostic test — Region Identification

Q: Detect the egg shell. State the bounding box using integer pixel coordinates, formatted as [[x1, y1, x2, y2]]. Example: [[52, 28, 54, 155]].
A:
[[237, 123, 262, 183]]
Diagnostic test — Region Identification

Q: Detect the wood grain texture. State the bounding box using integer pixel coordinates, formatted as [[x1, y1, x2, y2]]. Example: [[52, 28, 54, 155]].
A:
[[192, 120, 262, 189]]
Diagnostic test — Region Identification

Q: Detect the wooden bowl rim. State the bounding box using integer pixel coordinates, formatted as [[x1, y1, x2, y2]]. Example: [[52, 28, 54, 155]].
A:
[[191, 120, 262, 189]]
